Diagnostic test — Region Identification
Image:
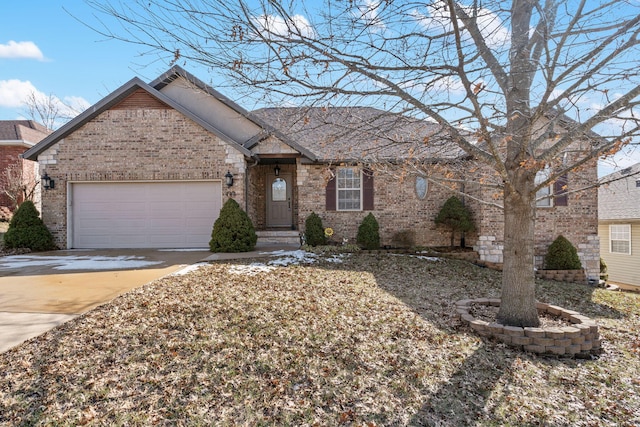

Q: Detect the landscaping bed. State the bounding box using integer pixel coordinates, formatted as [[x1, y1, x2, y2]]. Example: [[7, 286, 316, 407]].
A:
[[0, 252, 638, 425]]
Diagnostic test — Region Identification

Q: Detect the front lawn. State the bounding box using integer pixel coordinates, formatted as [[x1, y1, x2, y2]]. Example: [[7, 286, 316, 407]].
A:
[[1, 253, 638, 425]]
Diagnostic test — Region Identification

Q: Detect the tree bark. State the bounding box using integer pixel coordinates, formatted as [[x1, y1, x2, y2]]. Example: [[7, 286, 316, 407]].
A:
[[497, 173, 540, 327]]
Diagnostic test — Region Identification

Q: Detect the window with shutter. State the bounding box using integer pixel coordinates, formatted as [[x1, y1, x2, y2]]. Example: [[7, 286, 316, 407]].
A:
[[325, 167, 374, 211]]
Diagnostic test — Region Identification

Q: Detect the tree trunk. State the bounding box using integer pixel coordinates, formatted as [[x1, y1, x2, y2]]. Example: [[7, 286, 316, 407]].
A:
[[497, 178, 540, 327]]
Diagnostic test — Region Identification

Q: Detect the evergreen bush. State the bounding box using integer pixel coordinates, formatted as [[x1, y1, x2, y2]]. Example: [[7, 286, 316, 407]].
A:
[[209, 198, 257, 252], [3, 201, 56, 251], [304, 212, 326, 246], [434, 196, 475, 247], [544, 235, 582, 270], [357, 212, 380, 250]]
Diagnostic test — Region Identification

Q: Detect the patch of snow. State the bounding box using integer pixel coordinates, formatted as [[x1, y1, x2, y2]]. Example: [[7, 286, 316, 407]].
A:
[[390, 253, 440, 262], [228, 263, 276, 275], [226, 250, 319, 275], [324, 254, 348, 263], [172, 263, 206, 276], [267, 250, 318, 266], [0, 255, 163, 271], [414, 255, 441, 261]]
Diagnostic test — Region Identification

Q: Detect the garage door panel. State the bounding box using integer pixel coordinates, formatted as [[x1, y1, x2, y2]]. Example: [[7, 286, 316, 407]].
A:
[[71, 182, 222, 248]]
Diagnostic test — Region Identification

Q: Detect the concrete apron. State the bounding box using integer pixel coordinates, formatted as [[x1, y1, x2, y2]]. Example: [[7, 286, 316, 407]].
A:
[[0, 249, 212, 353]]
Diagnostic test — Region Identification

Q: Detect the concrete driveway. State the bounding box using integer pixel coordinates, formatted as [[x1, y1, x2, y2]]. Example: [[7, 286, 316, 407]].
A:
[[0, 249, 212, 353]]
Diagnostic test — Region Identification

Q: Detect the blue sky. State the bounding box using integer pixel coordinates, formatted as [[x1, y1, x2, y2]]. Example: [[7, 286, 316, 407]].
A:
[[2, 1, 638, 176], [0, 1, 175, 122]]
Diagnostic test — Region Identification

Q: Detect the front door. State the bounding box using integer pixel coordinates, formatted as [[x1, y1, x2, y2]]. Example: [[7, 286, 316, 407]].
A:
[[266, 172, 292, 228]]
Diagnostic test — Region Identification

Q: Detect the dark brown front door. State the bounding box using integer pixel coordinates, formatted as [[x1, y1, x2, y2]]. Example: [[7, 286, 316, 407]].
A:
[[266, 172, 292, 227]]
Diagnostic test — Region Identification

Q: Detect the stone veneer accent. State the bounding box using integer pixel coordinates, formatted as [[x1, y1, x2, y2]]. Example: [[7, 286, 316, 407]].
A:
[[456, 298, 601, 357]]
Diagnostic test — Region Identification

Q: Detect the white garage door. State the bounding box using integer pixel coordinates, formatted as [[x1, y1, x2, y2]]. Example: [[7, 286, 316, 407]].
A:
[[71, 181, 222, 248]]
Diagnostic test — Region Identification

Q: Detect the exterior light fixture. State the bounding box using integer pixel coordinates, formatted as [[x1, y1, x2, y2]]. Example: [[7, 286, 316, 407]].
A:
[[225, 170, 234, 187], [274, 163, 281, 177], [42, 173, 55, 190]]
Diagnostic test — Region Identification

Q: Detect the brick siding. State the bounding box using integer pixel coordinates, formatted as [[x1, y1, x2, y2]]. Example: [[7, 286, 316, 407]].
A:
[[39, 107, 246, 248], [0, 146, 38, 209], [296, 162, 468, 247]]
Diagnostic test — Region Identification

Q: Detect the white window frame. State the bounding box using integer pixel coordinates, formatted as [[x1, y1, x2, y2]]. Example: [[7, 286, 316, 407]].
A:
[[336, 167, 363, 211], [535, 167, 553, 208], [610, 224, 631, 255]]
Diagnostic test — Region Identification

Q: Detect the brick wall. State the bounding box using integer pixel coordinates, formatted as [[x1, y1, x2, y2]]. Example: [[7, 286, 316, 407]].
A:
[[0, 146, 38, 210], [473, 159, 600, 281], [296, 162, 472, 247], [38, 108, 246, 248]]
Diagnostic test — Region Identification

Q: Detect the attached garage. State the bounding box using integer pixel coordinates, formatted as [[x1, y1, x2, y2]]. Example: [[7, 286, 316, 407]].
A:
[[69, 181, 222, 248]]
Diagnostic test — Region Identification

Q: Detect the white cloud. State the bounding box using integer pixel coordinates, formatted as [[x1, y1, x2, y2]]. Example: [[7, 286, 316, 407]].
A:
[[62, 95, 91, 114], [0, 40, 44, 60], [399, 75, 466, 96], [412, 1, 510, 49], [0, 79, 38, 108], [253, 14, 316, 40], [0, 79, 89, 127], [355, 0, 386, 32]]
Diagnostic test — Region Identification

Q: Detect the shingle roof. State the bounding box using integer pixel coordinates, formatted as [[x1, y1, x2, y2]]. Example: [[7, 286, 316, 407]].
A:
[[0, 120, 49, 143], [252, 106, 465, 162], [598, 162, 640, 220]]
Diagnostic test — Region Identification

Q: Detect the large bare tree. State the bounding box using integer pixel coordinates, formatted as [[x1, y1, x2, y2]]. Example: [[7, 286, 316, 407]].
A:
[[86, 0, 640, 327]]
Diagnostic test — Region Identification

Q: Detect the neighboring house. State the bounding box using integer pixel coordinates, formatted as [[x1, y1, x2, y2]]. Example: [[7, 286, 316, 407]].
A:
[[598, 163, 640, 289], [22, 66, 600, 279], [0, 120, 50, 218]]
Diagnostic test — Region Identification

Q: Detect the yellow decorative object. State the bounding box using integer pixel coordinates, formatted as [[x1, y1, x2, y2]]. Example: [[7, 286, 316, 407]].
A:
[[324, 227, 334, 237]]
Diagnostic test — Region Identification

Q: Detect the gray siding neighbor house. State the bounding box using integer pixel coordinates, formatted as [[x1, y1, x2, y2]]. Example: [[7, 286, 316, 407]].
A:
[[598, 163, 640, 289]]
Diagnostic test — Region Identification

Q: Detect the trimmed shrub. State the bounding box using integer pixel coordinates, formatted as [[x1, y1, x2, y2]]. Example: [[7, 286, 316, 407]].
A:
[[544, 235, 582, 270], [209, 198, 257, 253], [3, 201, 56, 251], [434, 196, 475, 247], [304, 212, 326, 246], [357, 212, 380, 250]]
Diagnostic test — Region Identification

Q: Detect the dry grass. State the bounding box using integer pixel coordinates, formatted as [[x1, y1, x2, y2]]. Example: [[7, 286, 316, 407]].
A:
[[0, 253, 638, 426]]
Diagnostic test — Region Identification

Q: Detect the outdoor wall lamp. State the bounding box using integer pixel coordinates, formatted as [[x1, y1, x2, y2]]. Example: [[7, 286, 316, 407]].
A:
[[274, 163, 281, 177], [225, 170, 234, 187], [42, 173, 55, 190]]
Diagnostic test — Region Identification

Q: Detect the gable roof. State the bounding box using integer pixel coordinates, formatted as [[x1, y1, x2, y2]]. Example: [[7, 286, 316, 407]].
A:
[[0, 120, 50, 147], [252, 106, 464, 162], [599, 162, 640, 220], [22, 76, 253, 161], [151, 66, 317, 161]]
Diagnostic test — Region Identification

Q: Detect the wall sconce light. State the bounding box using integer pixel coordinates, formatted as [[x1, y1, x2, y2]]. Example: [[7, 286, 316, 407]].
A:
[[225, 170, 234, 187], [42, 173, 55, 190], [274, 163, 281, 177]]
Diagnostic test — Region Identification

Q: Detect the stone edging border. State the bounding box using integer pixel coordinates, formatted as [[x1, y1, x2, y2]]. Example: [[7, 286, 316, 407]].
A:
[[455, 298, 601, 357]]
